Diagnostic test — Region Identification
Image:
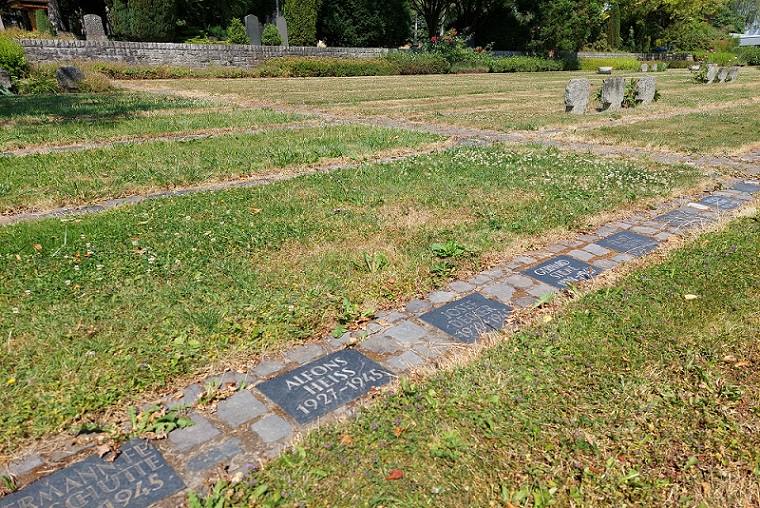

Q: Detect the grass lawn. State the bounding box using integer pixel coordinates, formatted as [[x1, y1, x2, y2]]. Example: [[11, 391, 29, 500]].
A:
[[0, 124, 440, 214], [0, 93, 313, 152], [134, 69, 760, 132], [564, 102, 760, 156], [0, 145, 704, 453], [194, 212, 760, 507]]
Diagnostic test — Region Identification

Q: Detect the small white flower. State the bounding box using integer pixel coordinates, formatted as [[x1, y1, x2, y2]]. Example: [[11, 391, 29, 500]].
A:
[[11, 307, 19, 314]]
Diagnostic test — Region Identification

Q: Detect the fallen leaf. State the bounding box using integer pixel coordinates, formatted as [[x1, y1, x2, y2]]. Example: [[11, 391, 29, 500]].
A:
[[339, 434, 352, 445], [588, 466, 602, 474], [96, 444, 111, 458], [723, 355, 737, 363], [386, 469, 404, 481], [684, 294, 699, 300], [394, 426, 406, 437], [33, 244, 42, 251], [505, 503, 519, 508], [14, 254, 21, 261], [734, 361, 750, 368], [250, 208, 262, 215], [542, 315, 553, 324]]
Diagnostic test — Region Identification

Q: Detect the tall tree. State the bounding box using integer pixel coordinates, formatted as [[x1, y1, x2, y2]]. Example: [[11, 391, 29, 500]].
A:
[[529, 0, 605, 53], [284, 0, 322, 45], [317, 0, 410, 47], [451, 0, 505, 36], [409, 0, 449, 38], [728, 0, 760, 30]]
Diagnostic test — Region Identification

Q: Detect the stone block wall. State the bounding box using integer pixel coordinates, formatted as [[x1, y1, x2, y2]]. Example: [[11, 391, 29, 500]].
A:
[[18, 39, 389, 69]]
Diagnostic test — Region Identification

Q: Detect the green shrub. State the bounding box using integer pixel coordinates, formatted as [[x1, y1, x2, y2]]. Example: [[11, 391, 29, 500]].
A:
[[226, 18, 250, 45], [256, 57, 398, 77], [15, 65, 57, 94], [0, 35, 27, 80], [261, 24, 283, 46], [489, 56, 565, 73], [34, 10, 56, 36], [578, 57, 641, 71], [693, 51, 742, 66], [662, 59, 692, 69], [450, 62, 490, 74], [383, 51, 449, 75], [739, 46, 760, 66]]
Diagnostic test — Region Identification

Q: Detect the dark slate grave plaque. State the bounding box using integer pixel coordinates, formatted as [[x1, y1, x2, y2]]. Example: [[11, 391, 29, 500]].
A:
[[257, 350, 392, 425], [522, 255, 598, 289], [698, 195, 740, 210], [597, 231, 659, 257], [0, 439, 184, 508], [733, 182, 760, 194], [419, 293, 512, 344], [655, 209, 705, 228]]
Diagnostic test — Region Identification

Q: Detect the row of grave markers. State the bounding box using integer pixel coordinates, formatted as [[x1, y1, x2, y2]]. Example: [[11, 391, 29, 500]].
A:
[[565, 76, 657, 114], [2, 181, 759, 508]]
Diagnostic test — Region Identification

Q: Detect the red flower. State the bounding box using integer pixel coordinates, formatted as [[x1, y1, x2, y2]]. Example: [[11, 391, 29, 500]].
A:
[[431, 37, 437, 42]]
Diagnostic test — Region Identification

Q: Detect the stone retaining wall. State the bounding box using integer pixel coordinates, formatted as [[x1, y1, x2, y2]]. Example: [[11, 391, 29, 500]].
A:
[[18, 39, 389, 69]]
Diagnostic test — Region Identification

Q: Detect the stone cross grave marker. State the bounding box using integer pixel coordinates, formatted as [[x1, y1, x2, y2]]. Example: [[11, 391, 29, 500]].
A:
[[83, 14, 107, 41], [601, 77, 625, 111], [244, 14, 261, 45], [257, 350, 392, 425], [727, 65, 740, 82], [717, 67, 728, 83], [706, 64, 718, 84], [0, 439, 185, 508], [522, 255, 598, 289], [420, 293, 512, 344], [698, 195, 739, 210], [274, 15, 289, 46], [636, 76, 656, 105], [597, 231, 659, 257], [564, 78, 590, 114]]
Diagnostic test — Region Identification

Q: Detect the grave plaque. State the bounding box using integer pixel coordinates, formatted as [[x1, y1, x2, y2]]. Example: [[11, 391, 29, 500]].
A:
[[0, 439, 184, 508], [597, 231, 659, 257], [522, 255, 598, 289], [655, 209, 705, 228], [733, 182, 760, 194], [420, 293, 512, 344], [698, 195, 739, 210], [257, 350, 392, 424]]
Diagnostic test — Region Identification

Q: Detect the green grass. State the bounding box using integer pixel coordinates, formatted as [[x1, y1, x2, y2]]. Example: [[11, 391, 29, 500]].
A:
[[0, 93, 212, 120], [0, 93, 311, 151], [137, 69, 760, 132], [195, 213, 760, 507], [569, 102, 760, 155], [0, 125, 439, 213], [0, 145, 704, 452]]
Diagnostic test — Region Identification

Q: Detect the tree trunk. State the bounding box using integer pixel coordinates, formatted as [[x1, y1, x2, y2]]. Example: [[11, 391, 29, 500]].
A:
[[47, 0, 67, 32]]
